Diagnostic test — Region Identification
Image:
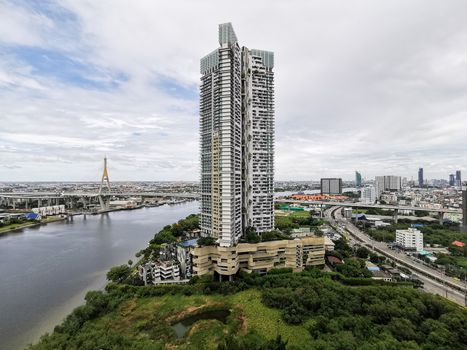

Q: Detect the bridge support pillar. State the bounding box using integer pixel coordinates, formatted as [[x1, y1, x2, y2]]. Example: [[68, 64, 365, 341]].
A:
[[99, 195, 109, 212], [393, 209, 399, 224]]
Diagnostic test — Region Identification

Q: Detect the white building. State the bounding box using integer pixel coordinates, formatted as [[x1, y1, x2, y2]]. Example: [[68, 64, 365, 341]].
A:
[[396, 228, 423, 252], [375, 176, 402, 198], [360, 186, 376, 204], [138, 261, 181, 285], [200, 23, 274, 247], [32, 205, 65, 217], [343, 208, 353, 219]]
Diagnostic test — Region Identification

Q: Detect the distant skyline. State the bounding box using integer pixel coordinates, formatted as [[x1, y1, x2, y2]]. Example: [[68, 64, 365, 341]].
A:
[[1, 0, 466, 181]]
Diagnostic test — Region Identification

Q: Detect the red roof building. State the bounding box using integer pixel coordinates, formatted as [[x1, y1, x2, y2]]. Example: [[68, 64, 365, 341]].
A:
[[451, 240, 465, 247]]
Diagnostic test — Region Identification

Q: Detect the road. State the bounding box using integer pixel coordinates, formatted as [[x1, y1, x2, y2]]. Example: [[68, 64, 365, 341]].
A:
[[277, 198, 461, 214], [324, 206, 467, 306]]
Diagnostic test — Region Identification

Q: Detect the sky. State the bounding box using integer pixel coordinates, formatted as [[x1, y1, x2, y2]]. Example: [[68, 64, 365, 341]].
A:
[[0, 0, 466, 182]]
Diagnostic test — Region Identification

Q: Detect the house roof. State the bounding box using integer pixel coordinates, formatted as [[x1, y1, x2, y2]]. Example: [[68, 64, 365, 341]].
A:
[[25, 213, 40, 220], [452, 240, 465, 247], [326, 255, 342, 264]]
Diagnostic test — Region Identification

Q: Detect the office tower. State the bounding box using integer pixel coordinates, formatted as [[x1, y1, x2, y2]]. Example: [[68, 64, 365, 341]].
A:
[[375, 175, 401, 197], [449, 174, 455, 186], [360, 186, 376, 204], [456, 170, 462, 187], [418, 168, 424, 187], [355, 171, 362, 187], [321, 178, 342, 195], [200, 23, 274, 247]]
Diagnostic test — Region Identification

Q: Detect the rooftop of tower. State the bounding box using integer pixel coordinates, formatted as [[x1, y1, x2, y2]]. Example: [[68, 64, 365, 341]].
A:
[[218, 22, 237, 45]]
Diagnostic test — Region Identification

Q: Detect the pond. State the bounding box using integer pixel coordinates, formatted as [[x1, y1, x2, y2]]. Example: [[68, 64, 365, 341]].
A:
[[171, 309, 231, 339]]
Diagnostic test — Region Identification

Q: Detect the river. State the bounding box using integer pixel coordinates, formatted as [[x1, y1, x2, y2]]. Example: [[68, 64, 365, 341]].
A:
[[0, 201, 199, 350]]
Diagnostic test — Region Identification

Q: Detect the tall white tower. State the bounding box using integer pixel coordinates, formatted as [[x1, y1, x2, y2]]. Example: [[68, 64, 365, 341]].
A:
[[200, 23, 275, 247]]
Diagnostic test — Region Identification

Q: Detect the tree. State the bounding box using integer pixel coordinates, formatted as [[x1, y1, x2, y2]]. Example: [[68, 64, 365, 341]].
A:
[[127, 259, 133, 266], [151, 230, 176, 244], [356, 247, 370, 259], [106, 265, 131, 283], [197, 236, 216, 246], [246, 227, 261, 243], [336, 259, 372, 278]]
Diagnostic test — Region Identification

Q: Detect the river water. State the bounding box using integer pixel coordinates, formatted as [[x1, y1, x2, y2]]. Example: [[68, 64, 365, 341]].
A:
[[0, 201, 198, 350]]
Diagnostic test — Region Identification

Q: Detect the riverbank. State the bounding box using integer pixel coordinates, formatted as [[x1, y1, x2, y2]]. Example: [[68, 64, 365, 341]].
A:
[[0, 215, 67, 235]]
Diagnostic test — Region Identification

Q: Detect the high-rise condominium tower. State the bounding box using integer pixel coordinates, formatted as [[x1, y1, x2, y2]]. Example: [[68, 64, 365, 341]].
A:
[[200, 23, 274, 247], [355, 171, 362, 187], [456, 170, 462, 187]]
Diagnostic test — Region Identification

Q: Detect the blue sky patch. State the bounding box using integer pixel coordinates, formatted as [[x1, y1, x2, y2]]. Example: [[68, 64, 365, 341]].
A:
[[1, 46, 128, 90], [155, 77, 197, 100]]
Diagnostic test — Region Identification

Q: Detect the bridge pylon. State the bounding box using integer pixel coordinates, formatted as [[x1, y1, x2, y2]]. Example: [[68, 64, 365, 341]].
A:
[[98, 156, 111, 211]]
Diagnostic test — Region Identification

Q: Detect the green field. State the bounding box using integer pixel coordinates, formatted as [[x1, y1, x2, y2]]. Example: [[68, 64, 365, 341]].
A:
[[32, 289, 311, 350], [231, 289, 312, 348]]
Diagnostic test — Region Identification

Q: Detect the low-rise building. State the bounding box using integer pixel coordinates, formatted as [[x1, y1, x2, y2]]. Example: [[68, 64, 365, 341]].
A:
[[324, 236, 335, 251], [191, 236, 325, 279], [371, 270, 393, 282], [395, 228, 423, 252], [343, 208, 353, 219], [32, 205, 65, 217]]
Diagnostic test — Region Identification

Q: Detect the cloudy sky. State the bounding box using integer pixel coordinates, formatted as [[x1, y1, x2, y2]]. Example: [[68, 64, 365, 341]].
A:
[[0, 0, 466, 182]]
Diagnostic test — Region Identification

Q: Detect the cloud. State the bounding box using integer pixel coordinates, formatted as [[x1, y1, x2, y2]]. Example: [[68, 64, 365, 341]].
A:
[[0, 0, 466, 181]]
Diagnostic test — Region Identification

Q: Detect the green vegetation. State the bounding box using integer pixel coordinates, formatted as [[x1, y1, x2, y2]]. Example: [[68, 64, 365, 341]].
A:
[[361, 223, 410, 243], [197, 236, 217, 246], [274, 211, 325, 234], [244, 227, 289, 243], [342, 191, 361, 199], [355, 246, 370, 259], [420, 224, 465, 247], [0, 216, 39, 234], [106, 265, 132, 283], [335, 258, 372, 278], [137, 214, 200, 260], [28, 268, 467, 350]]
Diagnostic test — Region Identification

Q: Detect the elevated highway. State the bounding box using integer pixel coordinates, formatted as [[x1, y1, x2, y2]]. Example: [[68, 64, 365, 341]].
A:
[[276, 198, 461, 214], [0, 192, 200, 200]]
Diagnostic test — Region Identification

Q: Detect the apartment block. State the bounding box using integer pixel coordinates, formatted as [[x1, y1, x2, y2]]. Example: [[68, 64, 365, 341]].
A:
[[395, 228, 423, 252], [320, 178, 342, 195], [360, 186, 376, 204], [375, 175, 402, 198], [200, 23, 274, 247]]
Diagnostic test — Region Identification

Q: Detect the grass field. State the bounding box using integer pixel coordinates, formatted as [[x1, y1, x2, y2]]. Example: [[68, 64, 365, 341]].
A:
[[231, 289, 312, 348], [274, 210, 310, 218], [71, 289, 311, 350]]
